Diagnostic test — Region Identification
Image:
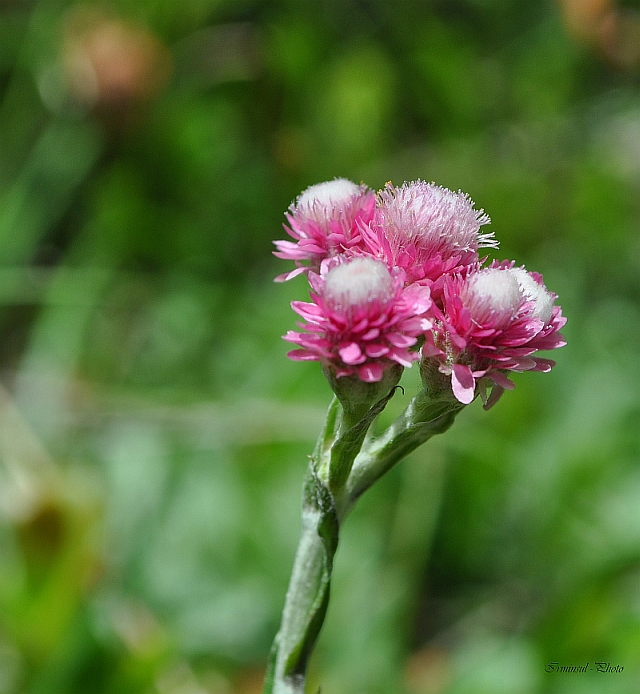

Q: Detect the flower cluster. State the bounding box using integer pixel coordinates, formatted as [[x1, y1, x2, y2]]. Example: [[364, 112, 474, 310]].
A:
[[276, 178, 566, 405]]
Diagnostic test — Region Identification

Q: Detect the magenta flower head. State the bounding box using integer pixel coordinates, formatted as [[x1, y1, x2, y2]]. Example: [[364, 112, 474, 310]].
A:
[[362, 181, 496, 293], [423, 263, 567, 406], [273, 178, 376, 281], [283, 257, 433, 383]]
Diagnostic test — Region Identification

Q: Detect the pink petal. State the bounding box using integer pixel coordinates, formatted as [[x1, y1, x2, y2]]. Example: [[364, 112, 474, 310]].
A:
[[399, 316, 432, 333], [450, 333, 467, 350], [488, 370, 516, 390], [421, 341, 443, 357], [532, 357, 556, 372], [534, 334, 566, 350], [388, 348, 419, 367], [290, 301, 323, 318], [351, 318, 370, 333], [402, 285, 432, 313], [273, 239, 302, 252], [286, 349, 319, 361], [513, 357, 537, 371], [365, 344, 389, 358], [451, 363, 475, 404], [339, 342, 365, 365], [282, 330, 304, 344], [483, 384, 505, 410], [358, 362, 385, 382], [308, 272, 324, 294], [386, 333, 417, 348], [274, 266, 309, 282]]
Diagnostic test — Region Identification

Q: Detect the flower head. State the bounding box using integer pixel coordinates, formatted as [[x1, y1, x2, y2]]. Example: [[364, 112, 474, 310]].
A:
[[423, 263, 566, 405], [273, 178, 376, 281], [362, 181, 496, 291], [284, 257, 433, 382]]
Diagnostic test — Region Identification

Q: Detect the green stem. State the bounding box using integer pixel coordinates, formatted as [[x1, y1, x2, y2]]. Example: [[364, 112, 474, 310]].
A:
[[345, 396, 463, 509], [265, 469, 338, 694], [264, 387, 464, 693]]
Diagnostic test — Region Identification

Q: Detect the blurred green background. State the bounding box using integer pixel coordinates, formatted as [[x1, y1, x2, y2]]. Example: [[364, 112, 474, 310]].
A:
[[0, 1, 638, 693]]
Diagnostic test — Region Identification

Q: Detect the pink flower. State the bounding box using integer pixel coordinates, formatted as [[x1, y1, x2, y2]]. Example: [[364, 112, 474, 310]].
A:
[[284, 257, 433, 382], [273, 178, 376, 281], [361, 181, 496, 293], [423, 263, 566, 405]]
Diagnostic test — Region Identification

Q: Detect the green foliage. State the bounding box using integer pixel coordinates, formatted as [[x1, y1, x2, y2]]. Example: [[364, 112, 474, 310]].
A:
[[0, 1, 638, 693]]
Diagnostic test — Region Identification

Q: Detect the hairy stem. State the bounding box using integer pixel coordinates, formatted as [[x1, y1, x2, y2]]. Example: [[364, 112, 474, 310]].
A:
[[265, 387, 463, 693], [345, 397, 463, 510], [265, 469, 338, 694]]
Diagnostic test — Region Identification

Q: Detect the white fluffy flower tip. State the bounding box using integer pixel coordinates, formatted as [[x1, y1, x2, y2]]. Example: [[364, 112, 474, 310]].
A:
[[324, 258, 394, 309], [508, 268, 555, 324], [380, 181, 495, 250], [296, 178, 360, 221], [465, 269, 523, 328]]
